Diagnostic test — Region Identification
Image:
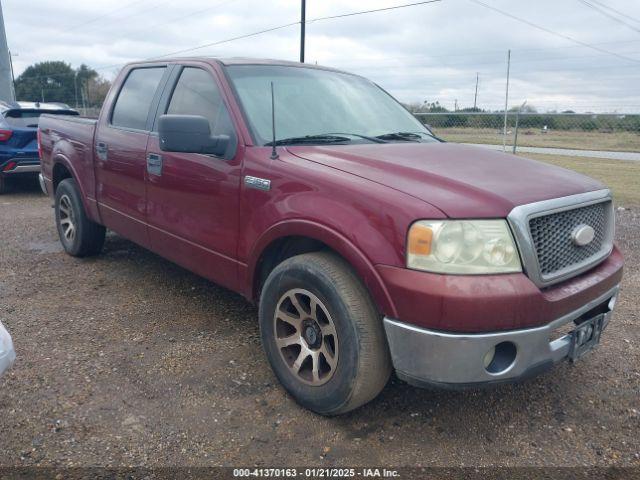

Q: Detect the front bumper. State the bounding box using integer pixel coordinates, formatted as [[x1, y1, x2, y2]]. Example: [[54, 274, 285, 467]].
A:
[[384, 285, 618, 387], [377, 246, 623, 332], [0, 322, 15, 377]]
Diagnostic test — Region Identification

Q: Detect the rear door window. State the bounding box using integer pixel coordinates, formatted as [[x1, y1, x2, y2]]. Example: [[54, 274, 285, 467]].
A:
[[111, 67, 166, 131]]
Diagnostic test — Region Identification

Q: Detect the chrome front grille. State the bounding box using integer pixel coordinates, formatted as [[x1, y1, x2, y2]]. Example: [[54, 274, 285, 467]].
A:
[[529, 202, 608, 276], [508, 190, 615, 288]]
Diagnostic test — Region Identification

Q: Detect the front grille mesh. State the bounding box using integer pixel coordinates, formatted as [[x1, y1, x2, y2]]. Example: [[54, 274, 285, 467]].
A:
[[529, 202, 608, 277]]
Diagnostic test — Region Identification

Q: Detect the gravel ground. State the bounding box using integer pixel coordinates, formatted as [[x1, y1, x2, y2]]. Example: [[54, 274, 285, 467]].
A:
[[0, 178, 638, 469]]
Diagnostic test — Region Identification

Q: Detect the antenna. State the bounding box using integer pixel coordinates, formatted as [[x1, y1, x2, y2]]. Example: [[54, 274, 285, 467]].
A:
[[270, 81, 279, 160]]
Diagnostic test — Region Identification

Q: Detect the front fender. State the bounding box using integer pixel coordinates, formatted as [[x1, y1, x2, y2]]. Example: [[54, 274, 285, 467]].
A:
[[244, 219, 399, 319]]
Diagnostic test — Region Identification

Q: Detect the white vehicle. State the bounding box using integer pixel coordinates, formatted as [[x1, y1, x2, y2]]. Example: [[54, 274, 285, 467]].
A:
[[0, 322, 15, 377]]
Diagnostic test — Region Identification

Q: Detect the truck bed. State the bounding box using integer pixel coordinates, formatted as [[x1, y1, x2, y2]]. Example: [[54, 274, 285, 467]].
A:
[[39, 114, 99, 213]]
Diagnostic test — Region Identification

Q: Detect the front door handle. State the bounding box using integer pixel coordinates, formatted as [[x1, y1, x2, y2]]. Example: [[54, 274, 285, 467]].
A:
[[96, 142, 108, 161], [147, 153, 163, 176]]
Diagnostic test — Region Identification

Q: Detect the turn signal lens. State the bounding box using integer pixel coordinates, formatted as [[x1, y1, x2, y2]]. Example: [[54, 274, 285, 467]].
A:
[[407, 223, 433, 256]]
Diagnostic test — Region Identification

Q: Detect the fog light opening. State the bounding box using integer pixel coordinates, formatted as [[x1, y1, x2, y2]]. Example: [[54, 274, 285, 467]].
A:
[[483, 346, 496, 369], [484, 341, 517, 374]]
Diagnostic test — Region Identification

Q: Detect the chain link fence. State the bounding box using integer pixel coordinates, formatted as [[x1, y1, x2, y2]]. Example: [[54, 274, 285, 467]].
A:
[[415, 112, 640, 159]]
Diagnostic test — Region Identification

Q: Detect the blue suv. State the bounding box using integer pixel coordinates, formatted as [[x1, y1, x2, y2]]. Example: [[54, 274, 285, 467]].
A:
[[0, 101, 78, 194]]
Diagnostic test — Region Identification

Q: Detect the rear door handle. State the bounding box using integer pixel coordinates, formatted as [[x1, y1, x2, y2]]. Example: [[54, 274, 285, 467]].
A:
[[147, 153, 163, 176], [96, 142, 108, 161]]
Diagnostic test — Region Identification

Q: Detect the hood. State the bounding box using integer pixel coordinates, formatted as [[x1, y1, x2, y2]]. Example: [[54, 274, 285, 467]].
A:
[[286, 143, 604, 218]]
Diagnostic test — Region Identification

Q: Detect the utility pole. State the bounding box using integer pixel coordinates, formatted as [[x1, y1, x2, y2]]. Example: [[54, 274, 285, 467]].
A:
[[0, 1, 15, 102], [299, 0, 306, 63], [74, 72, 79, 109], [502, 50, 511, 152], [473, 72, 479, 110]]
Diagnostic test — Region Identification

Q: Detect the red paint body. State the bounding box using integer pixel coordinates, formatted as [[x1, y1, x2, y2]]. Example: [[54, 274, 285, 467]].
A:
[[38, 58, 623, 333]]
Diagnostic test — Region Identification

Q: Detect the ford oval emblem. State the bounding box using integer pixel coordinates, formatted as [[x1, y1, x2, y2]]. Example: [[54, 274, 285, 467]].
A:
[[571, 224, 595, 247]]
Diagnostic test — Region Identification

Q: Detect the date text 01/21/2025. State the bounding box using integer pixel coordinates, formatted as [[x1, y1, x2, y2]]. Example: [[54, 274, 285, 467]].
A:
[[232, 468, 400, 477]]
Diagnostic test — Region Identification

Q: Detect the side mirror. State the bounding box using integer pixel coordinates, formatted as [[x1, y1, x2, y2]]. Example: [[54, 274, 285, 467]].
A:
[[158, 114, 230, 157]]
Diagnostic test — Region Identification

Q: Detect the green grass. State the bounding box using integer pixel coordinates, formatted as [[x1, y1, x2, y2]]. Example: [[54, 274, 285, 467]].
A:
[[521, 153, 640, 206], [433, 127, 640, 153]]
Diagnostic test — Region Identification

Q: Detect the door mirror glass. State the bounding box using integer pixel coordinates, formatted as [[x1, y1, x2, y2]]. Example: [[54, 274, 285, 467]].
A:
[[158, 114, 230, 156]]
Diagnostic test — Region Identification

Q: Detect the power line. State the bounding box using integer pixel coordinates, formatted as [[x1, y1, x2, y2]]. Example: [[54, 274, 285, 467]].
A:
[[325, 38, 640, 67], [64, 0, 150, 32], [152, 0, 444, 58], [361, 60, 640, 79], [576, 0, 640, 34], [82, 0, 177, 34], [87, 0, 243, 38], [153, 21, 301, 58], [587, 0, 640, 25], [468, 0, 640, 64], [94, 0, 243, 41], [335, 49, 640, 69], [309, 0, 442, 23]]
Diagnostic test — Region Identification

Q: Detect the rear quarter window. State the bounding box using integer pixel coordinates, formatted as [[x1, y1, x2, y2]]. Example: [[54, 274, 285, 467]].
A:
[[111, 67, 166, 131]]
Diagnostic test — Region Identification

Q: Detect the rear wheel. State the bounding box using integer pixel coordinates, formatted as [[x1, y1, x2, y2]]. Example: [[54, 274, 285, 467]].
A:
[[0, 175, 6, 194], [55, 178, 106, 257], [259, 252, 391, 415]]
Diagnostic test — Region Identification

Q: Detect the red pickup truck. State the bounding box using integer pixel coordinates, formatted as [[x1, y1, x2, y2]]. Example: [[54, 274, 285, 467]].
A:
[[38, 58, 623, 415]]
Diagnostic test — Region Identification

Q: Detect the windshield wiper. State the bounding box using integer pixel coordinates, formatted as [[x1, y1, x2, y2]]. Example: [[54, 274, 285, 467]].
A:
[[381, 130, 443, 142], [326, 132, 387, 144], [375, 131, 424, 142], [265, 134, 351, 146]]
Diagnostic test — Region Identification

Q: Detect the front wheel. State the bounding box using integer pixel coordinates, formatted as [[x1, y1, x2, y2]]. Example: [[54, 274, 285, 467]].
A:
[[259, 252, 391, 415], [55, 178, 106, 257]]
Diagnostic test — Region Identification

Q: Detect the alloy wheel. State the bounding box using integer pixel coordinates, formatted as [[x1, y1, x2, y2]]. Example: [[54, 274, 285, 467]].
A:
[[58, 194, 76, 243], [273, 288, 339, 386]]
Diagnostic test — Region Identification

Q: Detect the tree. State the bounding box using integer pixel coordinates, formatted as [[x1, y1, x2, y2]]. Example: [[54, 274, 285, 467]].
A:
[[508, 104, 538, 113], [15, 61, 76, 105], [15, 61, 111, 108], [402, 101, 450, 113], [74, 64, 111, 109], [423, 101, 449, 113], [86, 76, 111, 109]]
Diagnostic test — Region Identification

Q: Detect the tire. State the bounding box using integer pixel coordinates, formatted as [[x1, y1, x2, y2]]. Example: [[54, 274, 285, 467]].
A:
[[0, 175, 6, 194], [259, 251, 391, 415], [55, 178, 106, 257]]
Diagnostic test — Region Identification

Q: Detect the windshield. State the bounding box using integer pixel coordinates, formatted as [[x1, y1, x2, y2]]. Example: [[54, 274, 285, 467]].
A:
[[225, 65, 435, 146]]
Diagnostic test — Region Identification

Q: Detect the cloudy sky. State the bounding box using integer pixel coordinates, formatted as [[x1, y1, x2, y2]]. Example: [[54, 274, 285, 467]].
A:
[[4, 0, 640, 112]]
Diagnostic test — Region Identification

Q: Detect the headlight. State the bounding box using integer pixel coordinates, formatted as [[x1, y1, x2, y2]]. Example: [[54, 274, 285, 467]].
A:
[[407, 220, 522, 274]]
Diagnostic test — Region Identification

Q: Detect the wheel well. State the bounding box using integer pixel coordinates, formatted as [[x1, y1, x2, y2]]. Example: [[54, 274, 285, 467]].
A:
[[52, 162, 72, 192], [253, 236, 329, 302]]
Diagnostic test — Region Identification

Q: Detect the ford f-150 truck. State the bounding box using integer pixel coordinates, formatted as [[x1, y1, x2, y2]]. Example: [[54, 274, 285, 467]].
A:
[[38, 58, 623, 415]]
